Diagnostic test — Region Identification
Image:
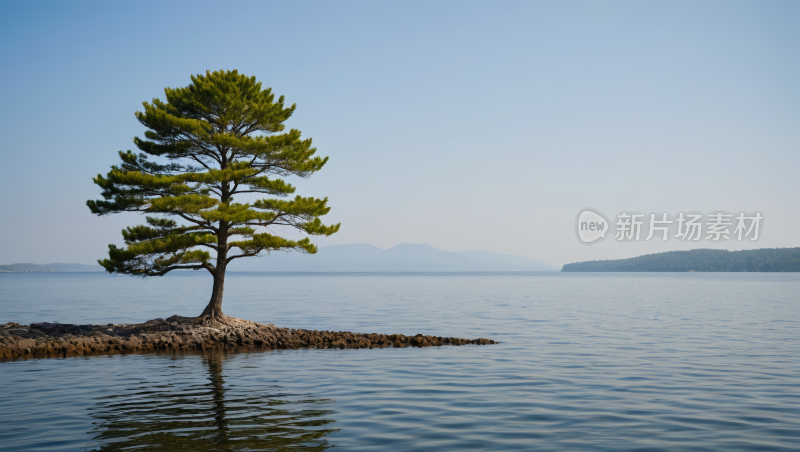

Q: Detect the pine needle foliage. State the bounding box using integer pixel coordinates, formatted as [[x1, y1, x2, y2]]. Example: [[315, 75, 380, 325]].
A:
[[88, 70, 340, 317]]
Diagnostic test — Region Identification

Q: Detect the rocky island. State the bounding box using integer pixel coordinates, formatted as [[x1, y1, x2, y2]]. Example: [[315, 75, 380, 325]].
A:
[[0, 315, 497, 361]]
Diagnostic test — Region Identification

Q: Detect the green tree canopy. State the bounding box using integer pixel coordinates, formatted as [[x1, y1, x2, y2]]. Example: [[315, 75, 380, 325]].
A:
[[88, 70, 340, 317]]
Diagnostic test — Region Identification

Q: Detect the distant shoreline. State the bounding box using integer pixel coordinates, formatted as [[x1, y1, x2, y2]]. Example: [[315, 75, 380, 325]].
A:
[[0, 263, 103, 273], [562, 247, 800, 272], [0, 270, 105, 273]]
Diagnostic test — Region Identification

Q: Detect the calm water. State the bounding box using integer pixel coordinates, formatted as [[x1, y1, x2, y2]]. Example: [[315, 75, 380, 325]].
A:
[[1, 272, 799, 451]]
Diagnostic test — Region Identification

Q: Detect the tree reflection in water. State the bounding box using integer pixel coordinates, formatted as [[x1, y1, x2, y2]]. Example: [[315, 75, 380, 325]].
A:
[[87, 352, 338, 451]]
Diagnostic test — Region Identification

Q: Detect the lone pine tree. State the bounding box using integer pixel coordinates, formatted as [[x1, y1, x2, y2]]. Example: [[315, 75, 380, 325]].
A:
[[88, 70, 340, 318]]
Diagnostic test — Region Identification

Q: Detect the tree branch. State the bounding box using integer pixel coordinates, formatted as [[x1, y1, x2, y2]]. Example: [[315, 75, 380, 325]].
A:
[[226, 252, 260, 264], [146, 264, 211, 276], [176, 212, 218, 232]]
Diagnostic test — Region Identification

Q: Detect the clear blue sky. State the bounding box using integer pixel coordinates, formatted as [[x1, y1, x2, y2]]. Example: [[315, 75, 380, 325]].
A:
[[1, 0, 798, 267]]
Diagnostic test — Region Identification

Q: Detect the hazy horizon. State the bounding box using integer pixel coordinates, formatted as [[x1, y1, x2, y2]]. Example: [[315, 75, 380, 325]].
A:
[[0, 242, 561, 268]]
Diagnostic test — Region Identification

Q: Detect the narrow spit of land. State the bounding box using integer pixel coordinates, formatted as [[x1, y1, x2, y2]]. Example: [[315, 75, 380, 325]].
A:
[[0, 315, 497, 361]]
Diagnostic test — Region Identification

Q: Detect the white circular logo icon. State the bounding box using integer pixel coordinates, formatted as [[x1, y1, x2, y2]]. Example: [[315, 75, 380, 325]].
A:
[[575, 208, 609, 245]]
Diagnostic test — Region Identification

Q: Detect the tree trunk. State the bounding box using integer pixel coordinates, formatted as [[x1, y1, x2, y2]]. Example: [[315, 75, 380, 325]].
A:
[[201, 220, 228, 318], [201, 272, 225, 318]]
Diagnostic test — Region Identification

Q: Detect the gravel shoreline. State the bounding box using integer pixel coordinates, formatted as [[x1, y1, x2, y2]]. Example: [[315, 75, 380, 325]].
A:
[[0, 315, 497, 361]]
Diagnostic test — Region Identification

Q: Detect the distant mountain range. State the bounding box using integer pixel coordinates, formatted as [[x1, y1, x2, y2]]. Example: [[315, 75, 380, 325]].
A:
[[0, 244, 558, 273], [562, 248, 800, 272], [232, 243, 559, 272], [0, 263, 103, 272]]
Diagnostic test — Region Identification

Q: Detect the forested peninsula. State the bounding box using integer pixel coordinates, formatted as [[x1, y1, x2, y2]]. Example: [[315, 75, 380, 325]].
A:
[[562, 248, 800, 272]]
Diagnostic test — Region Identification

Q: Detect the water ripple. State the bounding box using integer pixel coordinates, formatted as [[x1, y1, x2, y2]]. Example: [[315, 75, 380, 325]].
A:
[[0, 272, 799, 451]]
